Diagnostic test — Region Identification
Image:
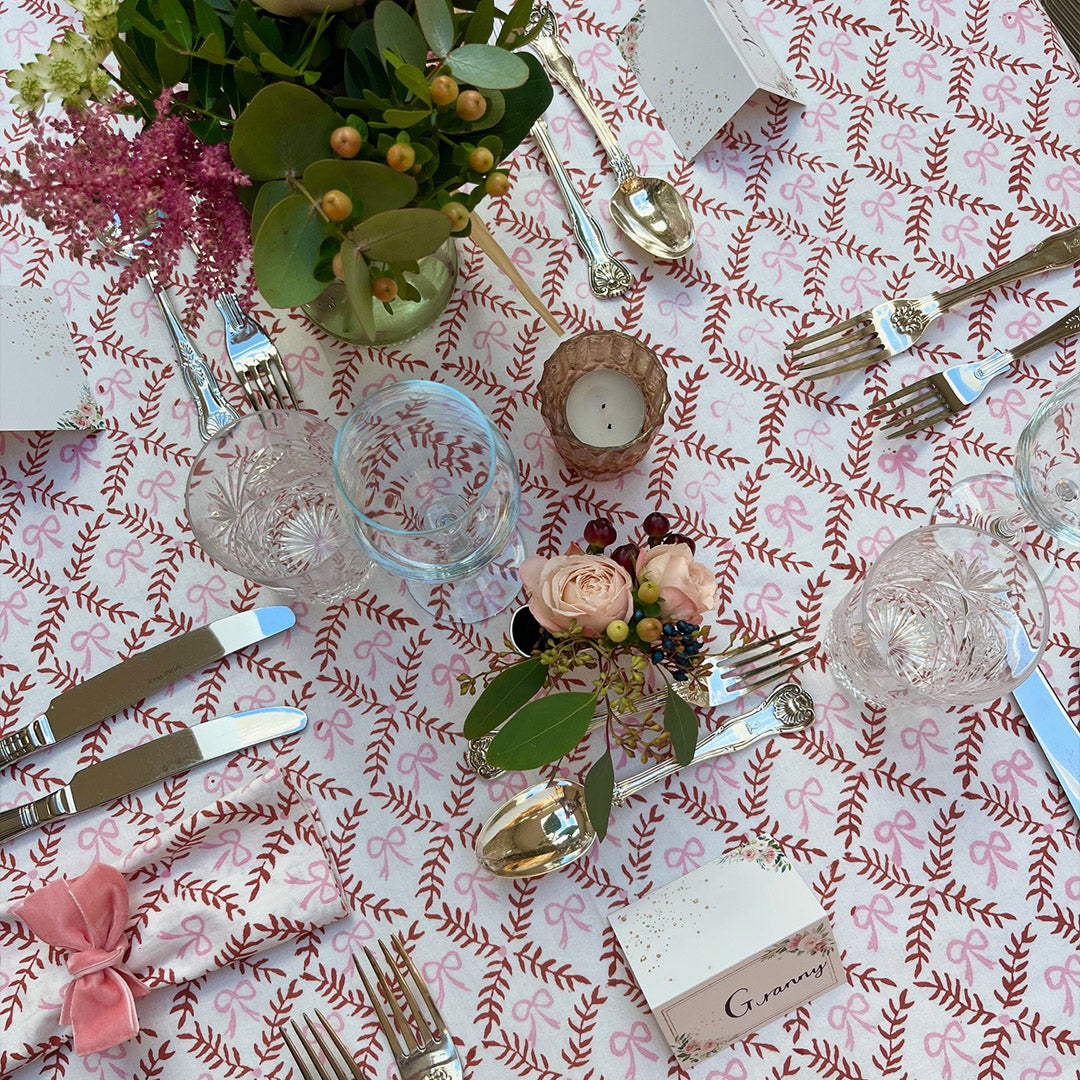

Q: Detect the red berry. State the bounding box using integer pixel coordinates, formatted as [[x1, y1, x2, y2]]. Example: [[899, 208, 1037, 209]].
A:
[[584, 518, 616, 549], [610, 542, 638, 578], [643, 512, 670, 538], [665, 532, 696, 554]]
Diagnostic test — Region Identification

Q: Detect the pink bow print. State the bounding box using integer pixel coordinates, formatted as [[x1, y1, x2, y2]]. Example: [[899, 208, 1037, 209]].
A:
[[15, 863, 150, 1055]]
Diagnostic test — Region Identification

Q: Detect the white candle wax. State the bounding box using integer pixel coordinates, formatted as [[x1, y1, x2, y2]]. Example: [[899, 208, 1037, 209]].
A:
[[564, 369, 646, 447]]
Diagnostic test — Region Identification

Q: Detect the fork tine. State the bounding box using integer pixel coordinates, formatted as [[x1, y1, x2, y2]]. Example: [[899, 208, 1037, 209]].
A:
[[788, 311, 871, 349], [875, 392, 941, 428], [251, 364, 279, 411], [267, 352, 301, 409], [790, 325, 879, 363], [869, 380, 934, 409], [353, 954, 406, 1060], [887, 406, 952, 439], [362, 946, 421, 1054], [797, 338, 887, 377], [390, 934, 448, 1036], [719, 626, 802, 668], [233, 366, 261, 413], [309, 1011, 367, 1080], [725, 644, 816, 686], [881, 394, 947, 432], [380, 938, 437, 1042], [284, 1020, 333, 1080], [259, 359, 288, 408], [799, 347, 891, 381]]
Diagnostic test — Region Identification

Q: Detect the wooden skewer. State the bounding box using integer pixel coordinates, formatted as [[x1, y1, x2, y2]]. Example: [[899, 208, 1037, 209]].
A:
[[468, 212, 564, 337]]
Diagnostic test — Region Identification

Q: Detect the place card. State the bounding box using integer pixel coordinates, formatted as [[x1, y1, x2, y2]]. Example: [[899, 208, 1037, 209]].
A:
[[0, 285, 104, 432], [609, 836, 845, 1067], [618, 0, 804, 160]]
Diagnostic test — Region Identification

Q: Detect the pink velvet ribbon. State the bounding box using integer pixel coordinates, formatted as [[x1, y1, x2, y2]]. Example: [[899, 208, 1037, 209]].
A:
[[15, 862, 150, 1055]]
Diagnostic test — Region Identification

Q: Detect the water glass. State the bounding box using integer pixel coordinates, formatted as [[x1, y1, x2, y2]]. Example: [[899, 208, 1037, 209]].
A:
[[185, 411, 372, 604], [823, 524, 1048, 709]]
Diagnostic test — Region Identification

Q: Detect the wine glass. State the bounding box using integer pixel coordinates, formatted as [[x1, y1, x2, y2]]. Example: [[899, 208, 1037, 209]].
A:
[[934, 371, 1080, 553], [823, 524, 1048, 709], [333, 380, 524, 623], [185, 410, 374, 604]]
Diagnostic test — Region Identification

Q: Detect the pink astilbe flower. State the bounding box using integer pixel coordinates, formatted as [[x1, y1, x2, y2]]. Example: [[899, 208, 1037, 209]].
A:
[[0, 92, 253, 316]]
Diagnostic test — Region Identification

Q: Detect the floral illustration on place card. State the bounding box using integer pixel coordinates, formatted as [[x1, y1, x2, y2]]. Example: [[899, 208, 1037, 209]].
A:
[[617, 0, 803, 160], [0, 285, 104, 433]]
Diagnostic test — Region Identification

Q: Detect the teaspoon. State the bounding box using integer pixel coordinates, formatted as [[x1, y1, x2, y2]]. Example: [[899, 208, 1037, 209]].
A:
[[475, 684, 814, 879], [528, 5, 696, 261]]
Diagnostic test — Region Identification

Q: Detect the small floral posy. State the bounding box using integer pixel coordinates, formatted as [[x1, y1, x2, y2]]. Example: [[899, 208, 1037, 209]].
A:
[[672, 1031, 721, 1066], [760, 919, 835, 960], [459, 511, 721, 837], [57, 382, 105, 431], [727, 835, 791, 873]]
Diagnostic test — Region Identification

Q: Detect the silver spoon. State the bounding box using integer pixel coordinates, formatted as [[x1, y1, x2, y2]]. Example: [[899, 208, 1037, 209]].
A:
[[475, 684, 814, 879], [528, 5, 696, 261]]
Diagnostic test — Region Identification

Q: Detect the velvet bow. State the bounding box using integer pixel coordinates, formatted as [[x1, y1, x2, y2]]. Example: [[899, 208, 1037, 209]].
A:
[[15, 862, 150, 1055]]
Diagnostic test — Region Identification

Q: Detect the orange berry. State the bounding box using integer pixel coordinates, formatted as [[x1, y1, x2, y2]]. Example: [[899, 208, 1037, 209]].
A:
[[387, 142, 416, 172], [330, 125, 362, 158], [430, 74, 459, 106], [456, 90, 487, 121], [332, 252, 345, 279], [321, 189, 352, 222], [468, 146, 494, 173], [372, 276, 398, 302], [484, 171, 510, 197], [441, 202, 469, 231]]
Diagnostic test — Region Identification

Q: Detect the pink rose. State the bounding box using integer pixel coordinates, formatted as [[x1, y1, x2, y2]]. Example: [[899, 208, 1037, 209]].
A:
[[519, 553, 634, 635], [636, 543, 718, 622]]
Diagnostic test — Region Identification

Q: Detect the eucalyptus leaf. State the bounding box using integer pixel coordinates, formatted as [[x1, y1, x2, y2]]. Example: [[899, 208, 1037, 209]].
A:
[[486, 692, 597, 770], [251, 178, 291, 238], [446, 44, 529, 89], [373, 0, 429, 71], [465, 0, 495, 45], [496, 0, 534, 47], [157, 0, 193, 49], [230, 82, 341, 181], [462, 655, 546, 740], [663, 686, 699, 767], [415, 0, 455, 57], [252, 194, 327, 307], [302, 159, 416, 218], [486, 53, 552, 153], [584, 751, 615, 843], [350, 208, 452, 262], [340, 237, 376, 340]]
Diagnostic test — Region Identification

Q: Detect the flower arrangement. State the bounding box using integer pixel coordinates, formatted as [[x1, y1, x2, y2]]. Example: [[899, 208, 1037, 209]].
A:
[[4, 0, 552, 328], [460, 511, 721, 837]]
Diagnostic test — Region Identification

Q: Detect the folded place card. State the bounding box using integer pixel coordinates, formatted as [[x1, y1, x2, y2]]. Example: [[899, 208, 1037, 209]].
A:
[[609, 836, 845, 1067], [618, 0, 803, 160], [0, 285, 104, 432]]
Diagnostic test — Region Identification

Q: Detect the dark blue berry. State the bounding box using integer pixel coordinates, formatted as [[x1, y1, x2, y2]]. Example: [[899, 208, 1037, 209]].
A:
[[663, 623, 676, 636], [674, 671, 688, 681], [634, 608, 644, 622], [651, 650, 664, 663]]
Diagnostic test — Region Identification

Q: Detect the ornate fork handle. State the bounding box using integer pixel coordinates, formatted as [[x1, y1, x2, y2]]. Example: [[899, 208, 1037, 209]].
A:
[[530, 118, 634, 299], [938, 225, 1080, 313], [611, 685, 815, 806]]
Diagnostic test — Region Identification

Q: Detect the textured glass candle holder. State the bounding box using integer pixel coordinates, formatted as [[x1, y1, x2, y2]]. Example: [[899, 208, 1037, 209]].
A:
[[538, 330, 670, 481]]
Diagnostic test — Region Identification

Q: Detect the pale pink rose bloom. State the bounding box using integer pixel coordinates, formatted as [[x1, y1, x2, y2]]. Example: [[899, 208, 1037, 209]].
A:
[[519, 553, 634, 635], [636, 543, 719, 622]]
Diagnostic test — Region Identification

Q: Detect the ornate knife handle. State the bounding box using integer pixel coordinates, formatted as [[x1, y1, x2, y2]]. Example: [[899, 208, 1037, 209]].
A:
[[528, 5, 637, 185], [939, 224, 1080, 313], [0, 790, 70, 843], [611, 685, 815, 806], [0, 715, 53, 768], [149, 278, 240, 441], [530, 119, 634, 299]]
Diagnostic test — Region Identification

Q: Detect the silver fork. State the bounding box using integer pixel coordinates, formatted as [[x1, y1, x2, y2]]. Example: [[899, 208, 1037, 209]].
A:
[[283, 1010, 370, 1080], [870, 303, 1080, 437], [790, 225, 1080, 381], [217, 292, 301, 411], [467, 625, 816, 779], [354, 936, 463, 1080]]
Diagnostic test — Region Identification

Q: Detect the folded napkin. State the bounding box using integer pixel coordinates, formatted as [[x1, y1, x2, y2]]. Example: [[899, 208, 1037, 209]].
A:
[[0, 765, 350, 1077]]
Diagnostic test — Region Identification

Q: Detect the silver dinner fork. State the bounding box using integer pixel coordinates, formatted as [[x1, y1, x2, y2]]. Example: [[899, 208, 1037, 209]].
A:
[[216, 291, 301, 411], [790, 224, 1080, 381], [283, 1010, 370, 1080], [467, 625, 816, 779], [354, 936, 463, 1080], [870, 303, 1080, 437]]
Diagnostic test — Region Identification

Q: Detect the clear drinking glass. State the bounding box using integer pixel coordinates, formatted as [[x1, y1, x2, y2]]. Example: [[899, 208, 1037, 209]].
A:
[[333, 380, 523, 622], [185, 411, 373, 604], [823, 524, 1048, 709]]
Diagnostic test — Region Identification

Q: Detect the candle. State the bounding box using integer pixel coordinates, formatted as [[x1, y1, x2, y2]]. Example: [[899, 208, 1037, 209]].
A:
[[564, 369, 647, 447]]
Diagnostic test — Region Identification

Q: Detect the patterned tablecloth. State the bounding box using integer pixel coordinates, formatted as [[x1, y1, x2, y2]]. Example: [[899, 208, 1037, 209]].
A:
[[1, 0, 1078, 1077]]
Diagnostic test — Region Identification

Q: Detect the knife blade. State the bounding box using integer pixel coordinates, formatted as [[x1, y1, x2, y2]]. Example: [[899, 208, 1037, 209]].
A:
[[0, 606, 296, 768], [1012, 670, 1080, 822], [0, 706, 307, 843]]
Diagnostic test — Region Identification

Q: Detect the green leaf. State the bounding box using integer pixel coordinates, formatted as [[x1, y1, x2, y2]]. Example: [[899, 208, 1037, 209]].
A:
[[584, 751, 615, 843], [350, 208, 451, 262], [415, 0, 455, 57], [446, 43, 529, 89], [112, 37, 160, 99], [465, 0, 495, 44], [193, 0, 224, 43], [462, 656, 546, 739], [117, 1, 169, 44], [251, 178, 291, 238], [383, 107, 431, 128], [252, 194, 327, 307], [374, 0, 429, 70], [340, 237, 376, 340], [663, 687, 699, 767], [486, 692, 597, 770], [486, 53, 551, 153], [154, 39, 189, 86], [230, 82, 341, 181], [496, 0, 534, 47], [157, 0, 193, 49], [194, 33, 225, 63], [393, 63, 432, 104], [258, 51, 303, 77], [302, 159, 416, 218]]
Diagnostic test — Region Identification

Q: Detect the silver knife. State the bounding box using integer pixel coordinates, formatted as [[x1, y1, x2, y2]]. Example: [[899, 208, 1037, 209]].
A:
[[0, 606, 296, 768], [0, 706, 307, 843], [1012, 670, 1080, 822]]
